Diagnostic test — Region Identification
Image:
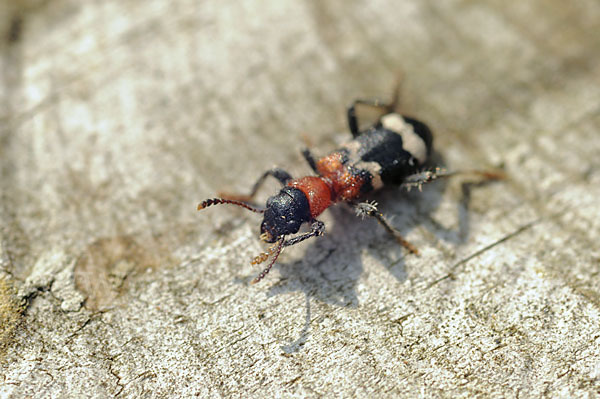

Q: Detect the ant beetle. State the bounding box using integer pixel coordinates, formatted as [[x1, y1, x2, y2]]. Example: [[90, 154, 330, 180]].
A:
[[198, 80, 501, 284]]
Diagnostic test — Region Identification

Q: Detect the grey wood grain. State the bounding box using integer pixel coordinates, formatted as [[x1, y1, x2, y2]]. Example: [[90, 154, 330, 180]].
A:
[[1, 0, 599, 397]]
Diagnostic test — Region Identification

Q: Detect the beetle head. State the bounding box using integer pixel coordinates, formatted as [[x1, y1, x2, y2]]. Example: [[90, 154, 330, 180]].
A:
[[260, 187, 311, 243]]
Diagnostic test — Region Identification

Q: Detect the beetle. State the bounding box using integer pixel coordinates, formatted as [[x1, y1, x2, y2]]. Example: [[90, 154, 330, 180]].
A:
[[198, 81, 500, 283]]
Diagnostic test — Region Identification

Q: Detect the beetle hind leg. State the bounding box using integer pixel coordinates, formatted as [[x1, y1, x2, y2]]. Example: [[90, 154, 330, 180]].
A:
[[401, 167, 505, 192]]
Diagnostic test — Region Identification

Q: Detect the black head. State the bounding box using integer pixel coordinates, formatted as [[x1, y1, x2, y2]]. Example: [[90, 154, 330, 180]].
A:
[[260, 187, 311, 242], [197, 187, 313, 284]]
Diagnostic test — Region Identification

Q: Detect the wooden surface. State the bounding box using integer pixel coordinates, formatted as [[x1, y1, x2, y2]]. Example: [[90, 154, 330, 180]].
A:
[[1, 0, 600, 397]]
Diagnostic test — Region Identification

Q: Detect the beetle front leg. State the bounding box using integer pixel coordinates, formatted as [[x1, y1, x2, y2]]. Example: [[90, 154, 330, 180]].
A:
[[219, 167, 293, 203], [284, 220, 325, 248]]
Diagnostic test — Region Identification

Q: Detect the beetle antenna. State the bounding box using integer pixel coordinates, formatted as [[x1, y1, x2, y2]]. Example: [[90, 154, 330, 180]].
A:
[[197, 198, 265, 214], [251, 238, 284, 284]]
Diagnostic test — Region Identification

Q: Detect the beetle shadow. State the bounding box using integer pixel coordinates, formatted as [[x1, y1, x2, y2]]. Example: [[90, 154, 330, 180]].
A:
[[257, 150, 501, 352]]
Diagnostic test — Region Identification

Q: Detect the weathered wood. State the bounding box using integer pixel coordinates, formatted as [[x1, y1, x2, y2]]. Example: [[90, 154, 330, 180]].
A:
[[1, 0, 599, 397]]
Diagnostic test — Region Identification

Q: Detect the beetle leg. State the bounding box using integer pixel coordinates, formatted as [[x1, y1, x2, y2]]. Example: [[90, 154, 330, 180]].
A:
[[347, 99, 391, 137], [219, 167, 293, 202], [347, 74, 403, 137], [301, 148, 319, 174], [354, 201, 419, 255], [401, 168, 505, 192], [283, 220, 325, 247]]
